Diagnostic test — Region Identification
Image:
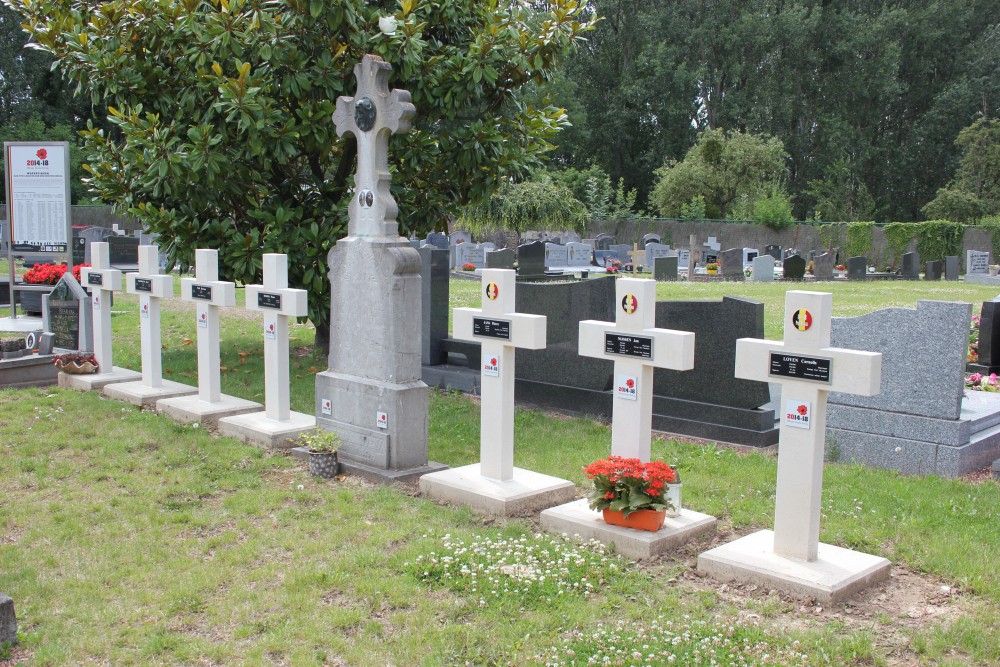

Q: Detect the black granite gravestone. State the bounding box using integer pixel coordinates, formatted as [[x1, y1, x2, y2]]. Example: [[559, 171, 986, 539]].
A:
[[925, 260, 943, 280], [765, 244, 782, 261], [42, 274, 92, 352], [847, 256, 867, 280], [969, 299, 1000, 375], [516, 240, 546, 279], [418, 247, 449, 366], [783, 255, 806, 281], [945, 256, 959, 281], [654, 256, 678, 281], [901, 252, 920, 280], [652, 297, 776, 446], [485, 248, 515, 269], [720, 248, 744, 281], [812, 253, 835, 280]]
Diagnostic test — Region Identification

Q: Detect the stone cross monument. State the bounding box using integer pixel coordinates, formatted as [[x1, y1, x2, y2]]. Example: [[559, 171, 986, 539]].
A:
[[316, 55, 442, 482], [698, 291, 889, 603]]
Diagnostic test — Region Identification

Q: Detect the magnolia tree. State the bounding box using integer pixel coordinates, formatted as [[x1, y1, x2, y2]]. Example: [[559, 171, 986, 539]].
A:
[[7, 0, 594, 345]]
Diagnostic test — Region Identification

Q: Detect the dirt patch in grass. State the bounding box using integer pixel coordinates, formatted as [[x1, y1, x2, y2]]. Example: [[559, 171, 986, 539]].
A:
[[644, 526, 967, 666]]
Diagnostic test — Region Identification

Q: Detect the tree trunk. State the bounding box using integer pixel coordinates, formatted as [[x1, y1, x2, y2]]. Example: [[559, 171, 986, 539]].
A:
[[313, 321, 330, 359]]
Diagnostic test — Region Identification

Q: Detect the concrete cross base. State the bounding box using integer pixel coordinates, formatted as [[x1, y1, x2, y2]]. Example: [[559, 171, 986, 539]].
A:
[[156, 394, 262, 427], [540, 498, 717, 560], [697, 530, 891, 604], [103, 379, 197, 406], [338, 457, 448, 485], [217, 410, 316, 450], [419, 463, 577, 516], [58, 366, 142, 391]]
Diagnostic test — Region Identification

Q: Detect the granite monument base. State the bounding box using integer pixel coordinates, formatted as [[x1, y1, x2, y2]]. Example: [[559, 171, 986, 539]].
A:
[[420, 463, 576, 516], [697, 530, 891, 604], [827, 391, 1000, 477], [103, 378, 197, 406], [0, 354, 58, 388], [156, 393, 262, 427], [540, 498, 716, 559], [58, 366, 142, 391], [963, 274, 1000, 286], [217, 410, 316, 450]]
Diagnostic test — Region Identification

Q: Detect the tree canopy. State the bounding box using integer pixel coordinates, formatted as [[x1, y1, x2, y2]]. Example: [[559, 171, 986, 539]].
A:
[[6, 0, 593, 339], [923, 117, 1000, 222]]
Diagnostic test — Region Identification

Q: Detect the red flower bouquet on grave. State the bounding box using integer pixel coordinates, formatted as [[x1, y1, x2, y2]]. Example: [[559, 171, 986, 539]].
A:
[[461, 262, 476, 271], [22, 262, 91, 285], [583, 456, 678, 517]]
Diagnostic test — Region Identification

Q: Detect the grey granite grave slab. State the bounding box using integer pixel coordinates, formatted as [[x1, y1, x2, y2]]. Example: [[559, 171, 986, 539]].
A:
[[751, 255, 774, 282], [654, 256, 678, 281], [485, 248, 515, 269], [812, 252, 834, 280], [967, 250, 989, 276], [719, 248, 744, 280], [901, 252, 920, 280], [517, 240, 546, 279], [782, 255, 806, 281], [644, 243, 672, 264], [566, 242, 594, 267], [0, 593, 15, 645], [824, 300, 1000, 476], [847, 256, 867, 280], [545, 243, 569, 268], [423, 231, 448, 249], [676, 248, 691, 269], [945, 256, 959, 281]]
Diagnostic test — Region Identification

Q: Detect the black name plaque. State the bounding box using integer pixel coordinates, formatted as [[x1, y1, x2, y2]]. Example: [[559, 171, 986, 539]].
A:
[[134, 278, 152, 293], [257, 292, 282, 309], [191, 284, 213, 301], [769, 352, 832, 383], [604, 333, 653, 359], [472, 317, 511, 340]]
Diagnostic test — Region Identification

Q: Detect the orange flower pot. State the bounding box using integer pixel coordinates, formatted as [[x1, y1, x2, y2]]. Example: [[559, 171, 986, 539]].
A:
[[602, 508, 665, 532]]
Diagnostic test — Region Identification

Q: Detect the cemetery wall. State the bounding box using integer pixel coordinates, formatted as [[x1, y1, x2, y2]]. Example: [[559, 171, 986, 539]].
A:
[[582, 219, 992, 263]]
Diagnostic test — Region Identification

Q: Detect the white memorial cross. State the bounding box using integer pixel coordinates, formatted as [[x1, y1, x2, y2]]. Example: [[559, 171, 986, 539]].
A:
[[80, 242, 122, 371], [244, 254, 308, 422], [125, 245, 174, 388], [579, 278, 695, 462], [180, 249, 236, 403], [333, 54, 416, 238], [735, 291, 881, 561], [453, 269, 546, 481]]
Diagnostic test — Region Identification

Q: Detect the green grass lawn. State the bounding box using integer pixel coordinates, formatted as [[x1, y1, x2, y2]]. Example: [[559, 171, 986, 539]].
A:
[[2, 276, 1000, 665]]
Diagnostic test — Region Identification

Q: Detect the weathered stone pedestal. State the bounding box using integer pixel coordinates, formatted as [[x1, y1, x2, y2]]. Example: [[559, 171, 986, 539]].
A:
[[541, 499, 716, 559], [316, 237, 443, 482], [0, 593, 16, 645], [59, 366, 141, 391]]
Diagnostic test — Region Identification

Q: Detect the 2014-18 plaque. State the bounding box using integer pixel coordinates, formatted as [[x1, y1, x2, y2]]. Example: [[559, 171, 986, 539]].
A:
[[472, 317, 511, 340], [604, 333, 653, 359], [769, 352, 832, 383]]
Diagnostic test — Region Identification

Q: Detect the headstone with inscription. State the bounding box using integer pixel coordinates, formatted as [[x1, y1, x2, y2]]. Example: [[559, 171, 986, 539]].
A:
[[720, 248, 744, 280], [967, 250, 990, 276], [751, 255, 774, 282], [901, 252, 920, 280], [925, 260, 943, 280], [516, 240, 546, 279], [42, 274, 92, 353], [742, 248, 759, 266], [219, 253, 315, 448], [314, 55, 443, 482], [421, 269, 574, 515], [545, 243, 569, 269], [104, 245, 196, 406], [65, 243, 141, 391], [157, 248, 261, 425], [847, 256, 867, 280], [644, 242, 672, 264], [566, 242, 594, 267], [812, 253, 834, 280], [654, 256, 678, 281], [765, 244, 782, 261], [699, 291, 887, 603]]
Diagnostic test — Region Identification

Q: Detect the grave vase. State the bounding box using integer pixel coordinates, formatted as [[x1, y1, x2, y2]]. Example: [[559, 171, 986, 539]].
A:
[[602, 508, 665, 532], [308, 451, 339, 479], [665, 483, 682, 518], [55, 360, 98, 375]]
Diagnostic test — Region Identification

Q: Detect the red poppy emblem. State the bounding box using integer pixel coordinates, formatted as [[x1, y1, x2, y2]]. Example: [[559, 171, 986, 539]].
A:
[[797, 404, 808, 416], [626, 378, 635, 389], [36, 148, 47, 160], [490, 357, 497, 366]]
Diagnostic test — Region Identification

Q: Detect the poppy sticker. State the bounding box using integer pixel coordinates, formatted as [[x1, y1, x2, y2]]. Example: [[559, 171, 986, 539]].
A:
[[483, 355, 499, 377], [616, 374, 638, 401], [784, 399, 811, 429]]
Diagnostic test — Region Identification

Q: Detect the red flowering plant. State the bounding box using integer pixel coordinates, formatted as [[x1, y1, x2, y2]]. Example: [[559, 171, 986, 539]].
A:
[[582, 456, 679, 517], [22, 262, 91, 285], [461, 262, 476, 272]]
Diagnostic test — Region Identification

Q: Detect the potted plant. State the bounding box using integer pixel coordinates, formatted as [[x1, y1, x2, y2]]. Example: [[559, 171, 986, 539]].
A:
[[706, 262, 719, 275], [292, 428, 341, 478], [53, 351, 98, 374], [461, 262, 477, 272], [582, 456, 679, 531], [0, 335, 27, 359]]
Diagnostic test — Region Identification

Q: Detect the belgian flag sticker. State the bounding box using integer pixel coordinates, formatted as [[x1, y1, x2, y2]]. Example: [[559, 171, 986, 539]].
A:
[[621, 293, 638, 314], [485, 282, 499, 300], [792, 308, 812, 331]]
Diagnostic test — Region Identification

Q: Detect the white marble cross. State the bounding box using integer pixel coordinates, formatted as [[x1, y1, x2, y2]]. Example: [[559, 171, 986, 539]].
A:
[[79, 242, 122, 371], [333, 54, 416, 238], [125, 245, 174, 388], [180, 249, 236, 403], [244, 254, 308, 422], [579, 278, 695, 462], [453, 269, 546, 481], [735, 291, 881, 561]]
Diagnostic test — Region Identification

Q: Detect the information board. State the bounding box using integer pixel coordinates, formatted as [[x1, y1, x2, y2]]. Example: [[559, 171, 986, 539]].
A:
[[4, 142, 72, 251]]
